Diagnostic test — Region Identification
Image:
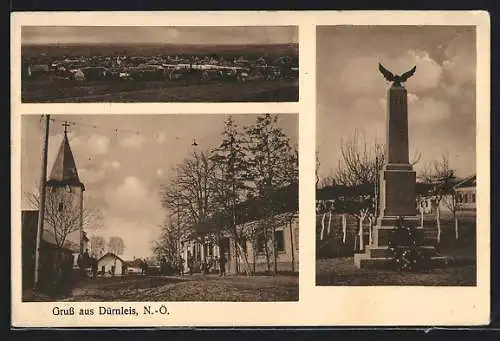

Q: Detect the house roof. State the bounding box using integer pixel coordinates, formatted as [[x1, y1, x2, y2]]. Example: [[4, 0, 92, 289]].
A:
[[48, 132, 85, 189], [188, 183, 298, 238], [98, 252, 125, 263], [454, 175, 476, 189]]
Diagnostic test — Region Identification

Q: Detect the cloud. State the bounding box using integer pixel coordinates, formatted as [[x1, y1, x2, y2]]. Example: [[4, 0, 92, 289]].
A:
[[156, 169, 164, 177], [335, 50, 442, 99], [120, 134, 146, 149], [102, 160, 121, 170], [409, 96, 452, 124], [156, 132, 167, 144], [79, 168, 106, 184], [100, 176, 164, 259], [382, 50, 443, 93], [104, 176, 163, 221], [442, 32, 476, 86], [407, 93, 419, 103]]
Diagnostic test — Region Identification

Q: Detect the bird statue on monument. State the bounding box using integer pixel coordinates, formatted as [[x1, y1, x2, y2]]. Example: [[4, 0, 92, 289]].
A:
[[378, 63, 416, 87]]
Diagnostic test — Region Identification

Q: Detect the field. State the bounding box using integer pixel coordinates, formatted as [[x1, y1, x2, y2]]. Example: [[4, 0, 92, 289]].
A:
[[22, 79, 299, 103], [316, 257, 476, 286]]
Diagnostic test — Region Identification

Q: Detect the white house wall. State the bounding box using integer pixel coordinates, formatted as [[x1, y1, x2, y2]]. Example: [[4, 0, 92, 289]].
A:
[[180, 215, 299, 274], [98, 255, 124, 275]]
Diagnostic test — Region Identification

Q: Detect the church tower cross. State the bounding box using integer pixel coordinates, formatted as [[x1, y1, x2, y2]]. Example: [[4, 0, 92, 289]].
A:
[[62, 121, 71, 134]]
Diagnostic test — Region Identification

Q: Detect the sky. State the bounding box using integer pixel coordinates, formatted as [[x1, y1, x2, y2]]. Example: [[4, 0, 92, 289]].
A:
[[317, 26, 476, 182], [21, 26, 298, 45], [21, 114, 298, 260]]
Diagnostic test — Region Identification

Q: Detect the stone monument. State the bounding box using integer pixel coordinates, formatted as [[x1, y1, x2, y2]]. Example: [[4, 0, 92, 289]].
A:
[[354, 64, 446, 268]]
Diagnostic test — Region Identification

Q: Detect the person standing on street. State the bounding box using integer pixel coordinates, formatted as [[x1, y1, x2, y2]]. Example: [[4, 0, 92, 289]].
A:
[[219, 252, 226, 277]]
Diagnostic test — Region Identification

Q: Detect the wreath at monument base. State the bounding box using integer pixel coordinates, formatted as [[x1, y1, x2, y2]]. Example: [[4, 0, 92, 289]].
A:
[[388, 217, 430, 272]]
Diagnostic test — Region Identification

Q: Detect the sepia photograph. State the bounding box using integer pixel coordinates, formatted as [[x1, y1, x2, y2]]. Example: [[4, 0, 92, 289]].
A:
[[21, 113, 299, 302], [21, 26, 299, 103], [315, 26, 477, 286]]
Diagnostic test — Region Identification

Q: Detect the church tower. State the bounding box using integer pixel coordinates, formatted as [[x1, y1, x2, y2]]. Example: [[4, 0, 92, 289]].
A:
[[45, 122, 86, 256]]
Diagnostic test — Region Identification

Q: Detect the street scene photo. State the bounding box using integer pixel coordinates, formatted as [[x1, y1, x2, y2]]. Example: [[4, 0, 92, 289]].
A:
[[315, 26, 477, 286], [21, 113, 299, 302], [21, 26, 299, 103]]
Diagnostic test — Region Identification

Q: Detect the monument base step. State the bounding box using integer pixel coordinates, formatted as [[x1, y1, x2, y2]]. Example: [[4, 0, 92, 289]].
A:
[[354, 252, 451, 269], [364, 245, 438, 258]]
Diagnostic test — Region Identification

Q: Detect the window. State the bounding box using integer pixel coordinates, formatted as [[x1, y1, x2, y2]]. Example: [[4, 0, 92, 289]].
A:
[[464, 195, 468, 203], [472, 193, 476, 203], [274, 230, 285, 253], [58, 202, 64, 212], [294, 228, 299, 250]]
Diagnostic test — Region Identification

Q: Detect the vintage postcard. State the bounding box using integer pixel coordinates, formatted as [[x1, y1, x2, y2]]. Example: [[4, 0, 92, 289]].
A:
[[11, 11, 490, 328]]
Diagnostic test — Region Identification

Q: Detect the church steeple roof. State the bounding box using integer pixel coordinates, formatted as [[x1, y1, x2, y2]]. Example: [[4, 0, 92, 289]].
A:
[[48, 130, 85, 189]]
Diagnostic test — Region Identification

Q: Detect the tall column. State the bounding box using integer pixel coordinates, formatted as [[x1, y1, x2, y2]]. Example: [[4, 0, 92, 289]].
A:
[[386, 86, 410, 165], [377, 85, 417, 221]]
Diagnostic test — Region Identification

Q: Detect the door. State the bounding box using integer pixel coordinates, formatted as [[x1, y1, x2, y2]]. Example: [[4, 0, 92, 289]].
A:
[[219, 238, 230, 273]]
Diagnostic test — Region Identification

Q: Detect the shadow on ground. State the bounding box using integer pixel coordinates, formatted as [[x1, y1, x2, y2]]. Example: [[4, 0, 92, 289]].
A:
[[23, 274, 299, 302], [316, 247, 476, 286]]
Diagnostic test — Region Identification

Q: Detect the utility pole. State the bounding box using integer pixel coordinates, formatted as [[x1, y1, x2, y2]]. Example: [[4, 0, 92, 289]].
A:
[[33, 114, 50, 290], [177, 198, 180, 262]]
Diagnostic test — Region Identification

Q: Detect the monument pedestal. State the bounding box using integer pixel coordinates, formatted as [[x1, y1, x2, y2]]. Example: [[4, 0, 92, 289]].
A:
[[354, 216, 448, 269], [353, 84, 449, 269]]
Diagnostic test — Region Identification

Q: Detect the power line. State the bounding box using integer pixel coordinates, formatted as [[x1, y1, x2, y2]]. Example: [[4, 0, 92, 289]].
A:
[[49, 117, 142, 136], [47, 117, 185, 143]]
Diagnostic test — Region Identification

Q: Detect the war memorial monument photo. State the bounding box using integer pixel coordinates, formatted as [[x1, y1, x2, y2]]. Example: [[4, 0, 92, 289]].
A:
[[21, 26, 299, 103], [21, 114, 299, 302], [315, 26, 477, 286]]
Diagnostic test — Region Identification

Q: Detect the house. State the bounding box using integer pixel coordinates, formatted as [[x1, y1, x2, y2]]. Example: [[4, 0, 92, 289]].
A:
[[22, 210, 74, 291], [454, 175, 476, 212], [416, 175, 476, 220], [180, 184, 299, 274], [97, 252, 125, 276], [180, 213, 298, 275], [71, 69, 86, 81]]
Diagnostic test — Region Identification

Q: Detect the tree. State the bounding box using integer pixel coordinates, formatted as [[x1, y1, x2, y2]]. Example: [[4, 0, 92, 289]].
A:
[[161, 151, 216, 233], [334, 130, 384, 251], [26, 189, 101, 250], [210, 117, 252, 275], [89, 235, 106, 258], [107, 236, 125, 275], [245, 114, 299, 275], [152, 218, 180, 267], [421, 155, 457, 245], [443, 191, 461, 241], [334, 130, 421, 251]]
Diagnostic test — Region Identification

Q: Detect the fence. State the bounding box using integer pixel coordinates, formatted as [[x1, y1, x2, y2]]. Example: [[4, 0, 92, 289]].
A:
[[316, 212, 476, 260]]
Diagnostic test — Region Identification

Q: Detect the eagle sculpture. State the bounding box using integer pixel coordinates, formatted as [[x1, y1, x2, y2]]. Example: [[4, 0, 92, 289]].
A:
[[378, 63, 416, 87]]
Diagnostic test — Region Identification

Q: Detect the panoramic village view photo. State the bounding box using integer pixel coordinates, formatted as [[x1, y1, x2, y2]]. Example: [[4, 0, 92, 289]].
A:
[[315, 26, 477, 286], [21, 26, 299, 103], [21, 113, 299, 301]]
